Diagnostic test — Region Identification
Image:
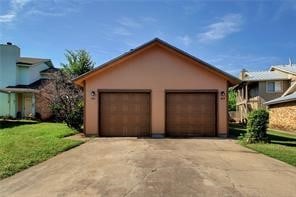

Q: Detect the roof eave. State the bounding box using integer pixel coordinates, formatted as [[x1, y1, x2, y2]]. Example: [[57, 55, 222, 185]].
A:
[[242, 78, 290, 82], [265, 98, 296, 105], [16, 59, 52, 67], [0, 88, 40, 93]]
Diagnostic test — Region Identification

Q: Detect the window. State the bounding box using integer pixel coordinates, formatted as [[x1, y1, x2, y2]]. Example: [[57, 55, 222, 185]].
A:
[[266, 81, 282, 93]]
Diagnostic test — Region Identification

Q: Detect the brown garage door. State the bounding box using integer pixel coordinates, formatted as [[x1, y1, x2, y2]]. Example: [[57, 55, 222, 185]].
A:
[[99, 92, 150, 137], [166, 92, 216, 137]]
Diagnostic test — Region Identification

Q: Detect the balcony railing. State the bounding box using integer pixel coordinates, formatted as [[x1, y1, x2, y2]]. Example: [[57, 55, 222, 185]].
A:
[[237, 96, 266, 107]]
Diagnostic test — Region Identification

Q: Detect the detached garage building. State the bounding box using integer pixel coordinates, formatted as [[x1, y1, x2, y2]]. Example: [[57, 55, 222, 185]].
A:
[[74, 38, 240, 137]]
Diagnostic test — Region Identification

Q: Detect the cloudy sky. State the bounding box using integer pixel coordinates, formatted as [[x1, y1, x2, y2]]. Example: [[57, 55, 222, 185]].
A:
[[1, 0, 296, 76]]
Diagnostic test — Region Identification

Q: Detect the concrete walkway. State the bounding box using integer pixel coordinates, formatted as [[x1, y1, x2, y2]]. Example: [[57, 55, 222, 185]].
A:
[[1, 138, 296, 197]]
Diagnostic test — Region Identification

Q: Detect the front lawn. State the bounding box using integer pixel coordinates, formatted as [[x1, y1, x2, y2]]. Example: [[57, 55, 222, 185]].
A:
[[0, 122, 83, 179], [230, 124, 296, 166]]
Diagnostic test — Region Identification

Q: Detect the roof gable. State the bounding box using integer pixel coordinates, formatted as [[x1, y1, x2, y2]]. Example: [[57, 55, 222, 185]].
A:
[[282, 82, 296, 97], [73, 38, 240, 86], [269, 64, 296, 75]]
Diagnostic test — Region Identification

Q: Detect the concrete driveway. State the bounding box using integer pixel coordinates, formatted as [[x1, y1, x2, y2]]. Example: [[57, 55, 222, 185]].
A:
[[1, 138, 296, 197]]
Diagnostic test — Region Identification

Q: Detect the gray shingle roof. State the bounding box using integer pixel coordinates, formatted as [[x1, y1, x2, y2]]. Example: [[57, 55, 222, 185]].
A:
[[17, 57, 51, 66], [265, 92, 296, 105], [6, 79, 49, 89], [40, 67, 59, 73], [243, 71, 289, 81]]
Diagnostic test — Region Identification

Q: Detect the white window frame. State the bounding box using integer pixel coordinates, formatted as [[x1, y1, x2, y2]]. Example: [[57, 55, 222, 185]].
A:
[[266, 81, 283, 93]]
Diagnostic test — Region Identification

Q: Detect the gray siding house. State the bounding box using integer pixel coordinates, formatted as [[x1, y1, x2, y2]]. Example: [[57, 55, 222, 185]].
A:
[[234, 63, 296, 123]]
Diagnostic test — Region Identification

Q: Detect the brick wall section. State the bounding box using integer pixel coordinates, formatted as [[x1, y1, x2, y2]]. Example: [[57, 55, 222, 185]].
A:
[[269, 101, 296, 132], [35, 93, 52, 120], [35, 81, 53, 120]]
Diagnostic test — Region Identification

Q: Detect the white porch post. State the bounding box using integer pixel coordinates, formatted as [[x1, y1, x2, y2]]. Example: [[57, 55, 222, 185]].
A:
[[8, 92, 11, 117], [32, 93, 35, 118], [245, 83, 248, 101]]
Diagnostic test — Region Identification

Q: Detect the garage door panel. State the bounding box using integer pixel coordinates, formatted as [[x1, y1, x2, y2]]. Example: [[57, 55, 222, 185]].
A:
[[166, 92, 216, 137], [100, 92, 150, 137]]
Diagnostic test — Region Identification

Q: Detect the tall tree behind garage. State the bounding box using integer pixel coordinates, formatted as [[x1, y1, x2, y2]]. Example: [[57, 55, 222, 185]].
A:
[[43, 50, 95, 131]]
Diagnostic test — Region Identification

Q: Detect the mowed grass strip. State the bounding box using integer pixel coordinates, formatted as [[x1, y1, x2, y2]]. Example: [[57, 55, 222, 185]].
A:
[[0, 123, 83, 179], [230, 124, 296, 166]]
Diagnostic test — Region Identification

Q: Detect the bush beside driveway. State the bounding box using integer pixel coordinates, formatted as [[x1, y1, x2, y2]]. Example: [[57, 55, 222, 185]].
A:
[[0, 122, 83, 179]]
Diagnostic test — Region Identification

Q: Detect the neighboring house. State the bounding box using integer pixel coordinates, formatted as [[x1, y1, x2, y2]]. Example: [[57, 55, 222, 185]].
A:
[[234, 63, 296, 122], [265, 82, 296, 132], [73, 38, 240, 137], [0, 42, 57, 119]]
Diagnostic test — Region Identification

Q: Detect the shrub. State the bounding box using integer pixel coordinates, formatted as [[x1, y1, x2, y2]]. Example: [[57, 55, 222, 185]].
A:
[[239, 109, 269, 144], [0, 115, 14, 120], [228, 90, 236, 111], [64, 101, 84, 131]]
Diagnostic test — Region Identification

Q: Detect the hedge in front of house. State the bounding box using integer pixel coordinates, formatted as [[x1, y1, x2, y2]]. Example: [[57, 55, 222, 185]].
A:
[[240, 109, 269, 144]]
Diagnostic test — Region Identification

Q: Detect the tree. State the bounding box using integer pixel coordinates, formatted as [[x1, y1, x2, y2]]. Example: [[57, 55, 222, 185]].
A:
[[61, 49, 95, 77], [50, 71, 84, 130], [43, 49, 94, 131], [228, 90, 236, 111]]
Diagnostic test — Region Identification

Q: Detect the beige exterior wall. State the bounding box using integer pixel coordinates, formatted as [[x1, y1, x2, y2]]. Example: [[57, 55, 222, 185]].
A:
[[258, 80, 290, 101], [84, 45, 228, 136], [269, 101, 296, 133]]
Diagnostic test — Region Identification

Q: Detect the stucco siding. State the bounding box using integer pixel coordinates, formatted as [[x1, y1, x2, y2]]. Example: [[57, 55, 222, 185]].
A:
[[269, 101, 296, 133], [84, 45, 228, 136]]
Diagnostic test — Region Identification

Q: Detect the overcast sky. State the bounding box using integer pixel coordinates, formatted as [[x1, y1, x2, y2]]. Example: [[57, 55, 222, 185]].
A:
[[1, 0, 296, 76]]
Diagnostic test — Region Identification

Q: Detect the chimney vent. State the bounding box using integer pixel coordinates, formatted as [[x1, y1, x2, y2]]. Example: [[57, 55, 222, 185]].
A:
[[239, 69, 248, 80], [7, 42, 12, 45]]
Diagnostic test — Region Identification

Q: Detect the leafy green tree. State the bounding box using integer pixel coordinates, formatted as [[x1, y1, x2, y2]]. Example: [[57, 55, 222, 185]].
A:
[[228, 90, 236, 111], [61, 49, 95, 77], [45, 50, 95, 131]]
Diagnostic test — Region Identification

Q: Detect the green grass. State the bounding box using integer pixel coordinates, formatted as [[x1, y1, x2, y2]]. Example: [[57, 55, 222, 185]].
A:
[[0, 122, 84, 179], [230, 123, 296, 166]]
